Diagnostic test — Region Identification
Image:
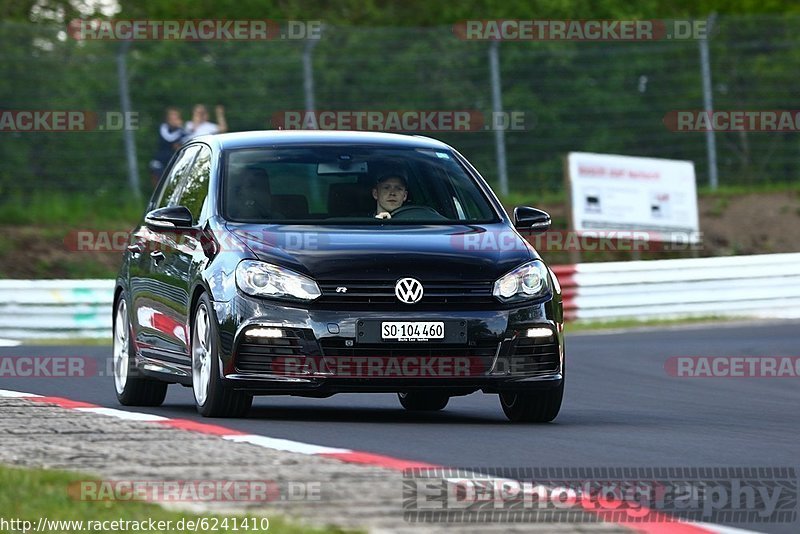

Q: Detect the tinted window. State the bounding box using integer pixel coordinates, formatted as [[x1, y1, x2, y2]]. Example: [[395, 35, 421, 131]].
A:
[[155, 145, 201, 209], [176, 145, 212, 224], [222, 146, 498, 223]]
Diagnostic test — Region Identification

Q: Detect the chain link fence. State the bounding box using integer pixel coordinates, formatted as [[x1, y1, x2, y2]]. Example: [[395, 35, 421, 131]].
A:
[[1, 16, 799, 203]]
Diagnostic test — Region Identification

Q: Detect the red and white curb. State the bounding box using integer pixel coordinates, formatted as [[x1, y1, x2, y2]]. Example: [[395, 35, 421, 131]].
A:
[[0, 389, 438, 469], [0, 388, 762, 534], [552, 265, 577, 321]]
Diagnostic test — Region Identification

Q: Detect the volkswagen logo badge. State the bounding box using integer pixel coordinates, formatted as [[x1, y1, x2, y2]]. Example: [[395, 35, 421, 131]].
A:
[[395, 278, 424, 304]]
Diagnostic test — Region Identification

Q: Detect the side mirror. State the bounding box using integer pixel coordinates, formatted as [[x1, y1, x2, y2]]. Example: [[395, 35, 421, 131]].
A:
[[145, 206, 193, 229], [513, 206, 551, 234]]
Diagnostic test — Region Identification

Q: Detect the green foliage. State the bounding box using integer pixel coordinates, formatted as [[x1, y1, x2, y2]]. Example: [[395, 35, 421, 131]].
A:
[[112, 0, 800, 23], [0, 464, 348, 534], [0, 190, 143, 226], [1, 7, 800, 208]]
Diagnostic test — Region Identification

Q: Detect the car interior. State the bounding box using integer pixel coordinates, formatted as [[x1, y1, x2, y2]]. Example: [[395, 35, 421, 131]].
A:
[[222, 149, 498, 223]]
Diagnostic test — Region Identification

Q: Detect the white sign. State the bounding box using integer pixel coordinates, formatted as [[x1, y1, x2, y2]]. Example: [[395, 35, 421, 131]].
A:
[[567, 152, 699, 243]]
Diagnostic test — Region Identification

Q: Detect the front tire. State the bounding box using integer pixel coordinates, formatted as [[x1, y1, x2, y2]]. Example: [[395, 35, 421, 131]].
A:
[[113, 294, 167, 406], [398, 392, 449, 411], [192, 294, 252, 418], [499, 383, 563, 423]]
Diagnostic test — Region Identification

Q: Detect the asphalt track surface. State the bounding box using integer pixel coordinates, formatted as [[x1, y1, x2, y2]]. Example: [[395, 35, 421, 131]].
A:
[[2, 320, 799, 533]]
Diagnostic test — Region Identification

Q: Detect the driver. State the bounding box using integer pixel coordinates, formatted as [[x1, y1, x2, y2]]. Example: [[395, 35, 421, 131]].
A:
[[372, 173, 408, 219]]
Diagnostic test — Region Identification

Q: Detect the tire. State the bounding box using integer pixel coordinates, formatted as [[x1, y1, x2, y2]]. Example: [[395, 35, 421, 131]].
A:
[[191, 294, 252, 418], [398, 392, 449, 411], [113, 293, 168, 406], [499, 382, 563, 423]]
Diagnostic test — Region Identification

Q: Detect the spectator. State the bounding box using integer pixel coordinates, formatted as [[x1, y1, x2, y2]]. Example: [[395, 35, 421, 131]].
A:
[[184, 104, 227, 139], [149, 106, 185, 186]]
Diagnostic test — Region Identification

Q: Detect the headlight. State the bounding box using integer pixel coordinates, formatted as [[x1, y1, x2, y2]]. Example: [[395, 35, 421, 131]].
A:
[[235, 260, 321, 301], [493, 260, 551, 302]]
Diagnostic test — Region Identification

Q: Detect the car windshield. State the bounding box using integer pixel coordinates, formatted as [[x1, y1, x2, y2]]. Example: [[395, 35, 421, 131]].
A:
[[222, 146, 500, 224]]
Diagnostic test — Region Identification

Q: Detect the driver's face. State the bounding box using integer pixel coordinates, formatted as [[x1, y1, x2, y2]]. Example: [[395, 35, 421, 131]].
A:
[[373, 177, 408, 213]]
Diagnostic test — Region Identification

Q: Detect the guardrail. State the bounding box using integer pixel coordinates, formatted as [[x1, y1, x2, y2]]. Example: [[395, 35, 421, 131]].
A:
[[553, 252, 800, 322], [2, 252, 799, 340], [0, 280, 113, 339]]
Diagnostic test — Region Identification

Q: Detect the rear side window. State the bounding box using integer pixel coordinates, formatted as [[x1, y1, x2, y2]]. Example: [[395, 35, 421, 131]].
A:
[[175, 146, 212, 224], [155, 145, 201, 209]]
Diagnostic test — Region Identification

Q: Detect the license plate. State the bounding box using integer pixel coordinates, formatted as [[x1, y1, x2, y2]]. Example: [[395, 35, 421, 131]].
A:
[[381, 321, 445, 341]]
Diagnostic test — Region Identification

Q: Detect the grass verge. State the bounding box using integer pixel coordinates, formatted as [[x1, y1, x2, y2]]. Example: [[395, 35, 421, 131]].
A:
[[0, 464, 351, 534], [566, 315, 740, 332], [0, 191, 144, 227], [500, 182, 800, 207]]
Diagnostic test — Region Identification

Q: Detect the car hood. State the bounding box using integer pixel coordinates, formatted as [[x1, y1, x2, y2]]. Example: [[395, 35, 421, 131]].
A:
[[225, 223, 537, 282]]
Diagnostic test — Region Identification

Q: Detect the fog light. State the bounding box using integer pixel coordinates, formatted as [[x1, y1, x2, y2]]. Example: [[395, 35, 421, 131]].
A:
[[247, 327, 283, 338], [526, 327, 553, 338]]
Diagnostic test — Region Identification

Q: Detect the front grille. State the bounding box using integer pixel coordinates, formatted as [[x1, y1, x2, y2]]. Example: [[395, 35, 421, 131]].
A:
[[319, 338, 499, 377], [495, 337, 560, 376], [313, 281, 499, 310], [234, 328, 311, 374]]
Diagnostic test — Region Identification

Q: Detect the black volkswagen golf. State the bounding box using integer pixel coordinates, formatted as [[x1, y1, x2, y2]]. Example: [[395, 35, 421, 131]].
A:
[[113, 131, 564, 422]]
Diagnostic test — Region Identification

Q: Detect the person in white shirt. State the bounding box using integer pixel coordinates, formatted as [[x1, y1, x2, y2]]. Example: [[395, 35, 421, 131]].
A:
[[184, 104, 227, 139]]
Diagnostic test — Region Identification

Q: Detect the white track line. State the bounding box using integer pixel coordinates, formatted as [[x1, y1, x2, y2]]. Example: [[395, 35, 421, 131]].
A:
[[0, 389, 42, 397], [75, 407, 170, 421], [696, 524, 767, 534], [223, 434, 350, 455]]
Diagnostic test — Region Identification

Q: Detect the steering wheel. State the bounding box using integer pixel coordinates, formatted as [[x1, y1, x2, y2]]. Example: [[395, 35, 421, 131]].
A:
[[389, 205, 446, 220]]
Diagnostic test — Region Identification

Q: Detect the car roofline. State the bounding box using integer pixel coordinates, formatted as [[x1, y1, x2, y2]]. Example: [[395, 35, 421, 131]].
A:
[[190, 130, 453, 152]]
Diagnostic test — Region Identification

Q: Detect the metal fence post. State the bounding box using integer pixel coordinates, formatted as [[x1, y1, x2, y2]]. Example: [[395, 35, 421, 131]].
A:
[[303, 33, 322, 205], [699, 14, 718, 190], [489, 40, 509, 197], [116, 40, 140, 200], [303, 35, 320, 117]]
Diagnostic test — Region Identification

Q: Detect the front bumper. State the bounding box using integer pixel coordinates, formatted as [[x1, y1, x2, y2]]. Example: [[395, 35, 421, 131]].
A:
[[213, 294, 564, 395]]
